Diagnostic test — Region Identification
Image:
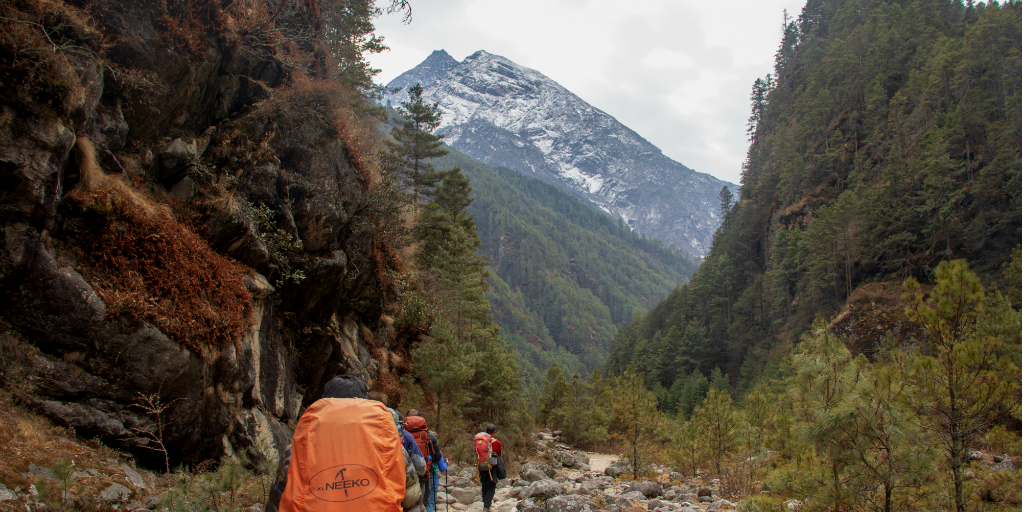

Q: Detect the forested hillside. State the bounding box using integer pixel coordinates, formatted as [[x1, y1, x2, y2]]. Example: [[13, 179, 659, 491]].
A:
[[587, 1, 1021, 510], [430, 150, 700, 382], [608, 0, 1020, 397]]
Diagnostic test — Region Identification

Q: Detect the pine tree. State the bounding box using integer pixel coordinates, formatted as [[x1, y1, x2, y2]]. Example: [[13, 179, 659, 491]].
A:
[[611, 368, 664, 479], [692, 387, 737, 475], [383, 83, 451, 204], [903, 260, 1021, 512]]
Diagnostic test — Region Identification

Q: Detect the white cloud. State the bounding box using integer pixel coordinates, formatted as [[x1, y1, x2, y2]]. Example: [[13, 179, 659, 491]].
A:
[[366, 0, 807, 184]]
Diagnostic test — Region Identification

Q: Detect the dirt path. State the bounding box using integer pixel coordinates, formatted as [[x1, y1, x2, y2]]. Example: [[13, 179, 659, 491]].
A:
[[583, 451, 619, 473]]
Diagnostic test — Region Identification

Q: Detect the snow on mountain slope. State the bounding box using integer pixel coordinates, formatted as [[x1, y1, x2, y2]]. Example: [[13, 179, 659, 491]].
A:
[[386, 50, 736, 257]]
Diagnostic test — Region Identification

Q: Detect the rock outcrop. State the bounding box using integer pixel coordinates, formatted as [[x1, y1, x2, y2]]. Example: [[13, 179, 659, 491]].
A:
[[0, 0, 407, 469]]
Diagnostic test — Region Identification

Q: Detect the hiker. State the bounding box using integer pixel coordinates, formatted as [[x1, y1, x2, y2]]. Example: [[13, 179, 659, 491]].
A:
[[265, 376, 425, 512], [474, 424, 503, 511], [405, 409, 447, 512]]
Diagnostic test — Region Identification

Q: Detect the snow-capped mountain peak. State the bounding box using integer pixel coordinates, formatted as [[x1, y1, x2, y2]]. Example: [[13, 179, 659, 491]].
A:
[[386, 50, 736, 257]]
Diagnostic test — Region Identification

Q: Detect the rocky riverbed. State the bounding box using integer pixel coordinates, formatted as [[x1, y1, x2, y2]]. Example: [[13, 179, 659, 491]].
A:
[[434, 429, 738, 512]]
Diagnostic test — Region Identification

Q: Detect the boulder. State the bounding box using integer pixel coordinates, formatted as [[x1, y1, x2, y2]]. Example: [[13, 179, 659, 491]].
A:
[[626, 481, 661, 498], [605, 465, 626, 477], [543, 495, 593, 512], [518, 498, 544, 512], [646, 499, 666, 510], [697, 488, 714, 498], [449, 487, 480, 505], [707, 499, 736, 511], [100, 483, 131, 502], [523, 469, 550, 482], [621, 491, 647, 502], [522, 460, 559, 479], [527, 480, 567, 500]]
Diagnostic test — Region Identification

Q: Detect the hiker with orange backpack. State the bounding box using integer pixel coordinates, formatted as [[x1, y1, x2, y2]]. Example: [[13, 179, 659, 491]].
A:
[[405, 410, 447, 512], [474, 424, 503, 511], [264, 376, 425, 512]]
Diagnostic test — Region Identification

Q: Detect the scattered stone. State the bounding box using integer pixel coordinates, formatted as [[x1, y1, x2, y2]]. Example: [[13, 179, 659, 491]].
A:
[[146, 495, 161, 508], [668, 472, 683, 482], [647, 499, 666, 509], [100, 483, 132, 502], [786, 499, 803, 511], [527, 480, 568, 500], [621, 490, 647, 502], [452, 503, 469, 511], [543, 494, 593, 512], [450, 487, 481, 505], [697, 488, 713, 498], [86, 468, 102, 476], [707, 499, 736, 511], [459, 467, 477, 479], [26, 463, 57, 481], [627, 481, 661, 498], [523, 469, 550, 482], [28, 484, 39, 497], [518, 498, 543, 512], [120, 462, 148, 489], [0, 484, 14, 501], [522, 461, 559, 479], [992, 458, 1016, 472]]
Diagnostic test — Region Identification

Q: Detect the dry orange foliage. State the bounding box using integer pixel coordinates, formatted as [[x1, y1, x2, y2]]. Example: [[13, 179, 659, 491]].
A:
[[63, 185, 253, 353]]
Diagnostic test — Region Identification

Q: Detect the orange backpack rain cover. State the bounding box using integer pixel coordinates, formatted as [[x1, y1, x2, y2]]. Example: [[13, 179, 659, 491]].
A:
[[280, 398, 405, 512]]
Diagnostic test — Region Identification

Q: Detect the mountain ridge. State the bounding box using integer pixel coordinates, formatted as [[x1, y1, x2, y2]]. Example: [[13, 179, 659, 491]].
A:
[[387, 50, 736, 257]]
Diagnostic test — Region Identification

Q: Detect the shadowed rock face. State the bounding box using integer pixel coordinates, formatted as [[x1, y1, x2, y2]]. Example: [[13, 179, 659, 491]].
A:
[[0, 1, 400, 469], [387, 50, 738, 257]]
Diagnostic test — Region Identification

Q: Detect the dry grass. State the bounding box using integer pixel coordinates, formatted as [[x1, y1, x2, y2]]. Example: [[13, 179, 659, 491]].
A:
[[0, 389, 144, 511], [0, 0, 102, 117], [63, 138, 253, 353]]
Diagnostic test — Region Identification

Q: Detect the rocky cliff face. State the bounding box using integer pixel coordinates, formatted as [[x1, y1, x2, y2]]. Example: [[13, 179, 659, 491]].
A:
[[386, 50, 736, 257], [0, 0, 406, 469]]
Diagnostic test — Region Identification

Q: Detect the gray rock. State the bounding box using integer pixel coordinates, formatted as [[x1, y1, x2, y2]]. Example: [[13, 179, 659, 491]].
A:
[[518, 498, 543, 512], [459, 467, 478, 479], [580, 477, 612, 492], [707, 499, 735, 511], [0, 483, 14, 501], [100, 483, 132, 502], [451, 477, 474, 488], [647, 499, 666, 510], [26, 463, 56, 481], [627, 481, 662, 498], [543, 495, 593, 512], [146, 495, 161, 508], [450, 487, 480, 505], [697, 487, 714, 497], [522, 461, 558, 479], [120, 462, 147, 489], [992, 459, 1016, 472], [522, 469, 550, 482], [526, 480, 567, 500], [604, 465, 626, 477], [621, 491, 647, 502]]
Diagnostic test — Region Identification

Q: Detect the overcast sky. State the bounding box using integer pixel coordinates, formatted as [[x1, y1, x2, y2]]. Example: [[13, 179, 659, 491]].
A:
[[366, 0, 808, 185]]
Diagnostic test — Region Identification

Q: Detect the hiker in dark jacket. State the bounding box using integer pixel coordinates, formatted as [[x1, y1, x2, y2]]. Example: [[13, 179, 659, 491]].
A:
[[478, 424, 502, 511]]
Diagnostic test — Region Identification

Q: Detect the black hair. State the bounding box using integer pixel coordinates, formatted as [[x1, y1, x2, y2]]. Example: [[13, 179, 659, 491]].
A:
[[486, 424, 496, 434], [322, 376, 369, 399]]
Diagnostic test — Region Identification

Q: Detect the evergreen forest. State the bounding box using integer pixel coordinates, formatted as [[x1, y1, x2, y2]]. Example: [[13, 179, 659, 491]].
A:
[[430, 150, 700, 383], [578, 1, 1021, 510]]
